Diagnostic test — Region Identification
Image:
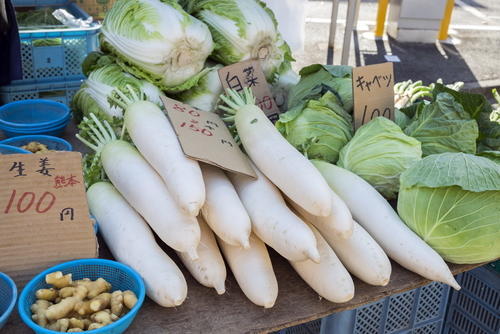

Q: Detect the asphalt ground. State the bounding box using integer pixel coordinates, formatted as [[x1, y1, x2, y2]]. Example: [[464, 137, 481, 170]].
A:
[[289, 0, 500, 97]]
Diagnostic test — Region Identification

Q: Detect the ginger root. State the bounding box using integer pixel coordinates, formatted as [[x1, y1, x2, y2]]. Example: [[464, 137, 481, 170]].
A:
[[45, 286, 87, 321], [110, 290, 123, 316], [68, 317, 85, 330], [75, 278, 111, 299], [59, 287, 76, 298], [90, 293, 111, 312], [47, 318, 69, 332], [74, 300, 92, 316], [123, 290, 138, 309], [35, 288, 58, 301], [88, 323, 104, 330], [46, 271, 72, 289], [31, 300, 52, 327], [31, 275, 123, 332], [90, 309, 113, 325]]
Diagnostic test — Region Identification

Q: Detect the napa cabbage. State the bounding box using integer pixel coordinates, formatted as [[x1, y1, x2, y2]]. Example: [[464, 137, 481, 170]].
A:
[[100, 0, 213, 92]]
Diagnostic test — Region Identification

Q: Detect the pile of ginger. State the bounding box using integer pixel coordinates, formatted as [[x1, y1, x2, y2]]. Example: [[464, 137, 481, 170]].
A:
[[30, 271, 138, 332]]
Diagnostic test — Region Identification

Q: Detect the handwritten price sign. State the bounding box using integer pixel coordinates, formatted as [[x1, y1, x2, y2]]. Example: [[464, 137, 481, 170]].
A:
[[352, 62, 395, 130], [218, 60, 281, 122], [161, 96, 256, 178], [0, 152, 97, 283]]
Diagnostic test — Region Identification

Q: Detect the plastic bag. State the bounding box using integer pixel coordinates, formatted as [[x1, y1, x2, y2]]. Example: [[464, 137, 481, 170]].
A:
[[262, 0, 306, 52]]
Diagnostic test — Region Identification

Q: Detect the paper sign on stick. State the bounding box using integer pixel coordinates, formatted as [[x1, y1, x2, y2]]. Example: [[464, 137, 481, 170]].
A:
[[0, 152, 97, 285], [218, 59, 280, 122], [352, 62, 395, 130], [161, 96, 256, 178]]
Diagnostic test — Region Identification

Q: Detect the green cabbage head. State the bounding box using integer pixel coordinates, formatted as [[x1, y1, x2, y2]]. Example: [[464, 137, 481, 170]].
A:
[[276, 91, 353, 163], [337, 117, 422, 199], [398, 153, 500, 264]]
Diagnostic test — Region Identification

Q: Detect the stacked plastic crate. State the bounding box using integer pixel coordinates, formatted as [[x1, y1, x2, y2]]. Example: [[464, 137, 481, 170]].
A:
[[279, 281, 451, 334], [443, 266, 499, 334], [0, 0, 100, 105]]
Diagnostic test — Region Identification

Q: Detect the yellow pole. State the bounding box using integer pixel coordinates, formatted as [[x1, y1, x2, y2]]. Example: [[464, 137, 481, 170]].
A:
[[439, 0, 455, 40], [375, 0, 389, 37]]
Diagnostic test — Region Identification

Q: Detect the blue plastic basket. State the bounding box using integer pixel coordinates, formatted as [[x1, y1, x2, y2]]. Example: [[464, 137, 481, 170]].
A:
[[12, 0, 69, 6], [0, 79, 83, 105], [9, 2, 100, 86], [443, 266, 499, 334], [0, 272, 17, 330], [1, 135, 72, 151], [19, 259, 146, 334], [0, 144, 31, 154], [0, 99, 70, 128]]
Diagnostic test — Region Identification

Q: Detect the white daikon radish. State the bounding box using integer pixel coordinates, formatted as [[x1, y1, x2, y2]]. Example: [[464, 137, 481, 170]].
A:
[[177, 216, 227, 295], [289, 189, 353, 239], [313, 160, 460, 290], [87, 182, 187, 307], [77, 114, 200, 259], [311, 218, 391, 286], [217, 234, 278, 308], [200, 164, 251, 248], [122, 93, 205, 216], [290, 224, 355, 303], [229, 165, 320, 263], [220, 88, 332, 217]]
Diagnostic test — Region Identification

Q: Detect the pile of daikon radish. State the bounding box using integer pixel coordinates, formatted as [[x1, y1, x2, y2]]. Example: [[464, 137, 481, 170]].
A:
[[84, 88, 460, 309]]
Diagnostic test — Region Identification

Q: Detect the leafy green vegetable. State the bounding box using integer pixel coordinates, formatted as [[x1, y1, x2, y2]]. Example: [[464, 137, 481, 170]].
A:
[[174, 64, 223, 112], [184, 0, 293, 82], [276, 91, 353, 163], [337, 117, 422, 199], [478, 150, 500, 164], [398, 153, 500, 264], [432, 84, 500, 152], [100, 0, 213, 92], [404, 93, 479, 156], [72, 64, 164, 123], [287, 64, 352, 112]]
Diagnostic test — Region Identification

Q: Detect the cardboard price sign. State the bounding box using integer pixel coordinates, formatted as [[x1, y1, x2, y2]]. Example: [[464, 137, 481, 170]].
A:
[[218, 59, 281, 122], [161, 96, 256, 178], [352, 62, 395, 130], [0, 152, 97, 285]]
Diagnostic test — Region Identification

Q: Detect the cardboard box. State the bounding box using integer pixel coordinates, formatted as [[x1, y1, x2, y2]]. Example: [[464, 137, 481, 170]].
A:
[[75, 0, 116, 21], [0, 152, 98, 286]]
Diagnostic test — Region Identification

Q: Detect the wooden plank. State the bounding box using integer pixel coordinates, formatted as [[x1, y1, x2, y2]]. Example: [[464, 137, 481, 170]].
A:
[[0, 122, 484, 333]]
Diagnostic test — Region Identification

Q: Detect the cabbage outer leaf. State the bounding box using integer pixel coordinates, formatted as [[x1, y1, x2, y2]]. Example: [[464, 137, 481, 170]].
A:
[[398, 152, 500, 264], [404, 93, 479, 156]]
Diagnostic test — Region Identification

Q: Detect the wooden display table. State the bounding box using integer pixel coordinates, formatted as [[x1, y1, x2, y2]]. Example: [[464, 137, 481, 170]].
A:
[[1, 123, 482, 333]]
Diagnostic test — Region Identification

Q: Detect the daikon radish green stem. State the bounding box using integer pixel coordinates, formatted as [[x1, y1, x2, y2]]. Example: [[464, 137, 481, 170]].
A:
[[177, 216, 227, 295], [217, 234, 278, 308], [220, 88, 332, 217], [289, 189, 353, 239], [200, 164, 251, 248], [229, 164, 320, 263], [77, 113, 200, 259], [313, 160, 460, 290], [290, 223, 355, 303], [116, 88, 205, 216], [87, 182, 187, 307]]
